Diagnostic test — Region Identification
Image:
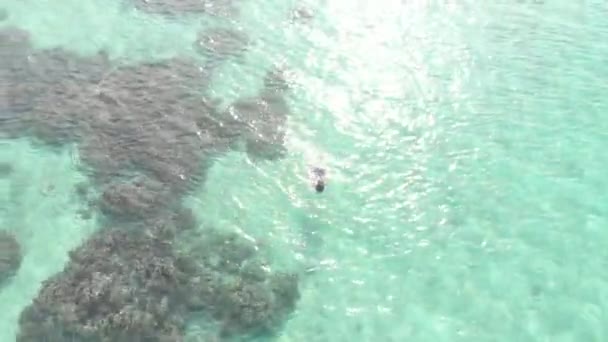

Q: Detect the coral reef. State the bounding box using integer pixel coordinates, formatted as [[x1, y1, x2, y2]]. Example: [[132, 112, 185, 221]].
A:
[[17, 228, 189, 342], [183, 228, 300, 338], [1, 25, 289, 192], [194, 27, 250, 65], [177, 228, 301, 338], [227, 66, 292, 161], [0, 231, 22, 283], [130, 0, 241, 18], [1, 24, 300, 341], [17, 224, 300, 341], [97, 176, 173, 221]]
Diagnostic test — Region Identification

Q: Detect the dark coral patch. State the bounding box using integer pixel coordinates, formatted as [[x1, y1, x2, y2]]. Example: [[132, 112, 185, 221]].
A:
[[17, 224, 299, 341], [1, 25, 300, 341], [0, 231, 22, 283], [130, 0, 241, 18]]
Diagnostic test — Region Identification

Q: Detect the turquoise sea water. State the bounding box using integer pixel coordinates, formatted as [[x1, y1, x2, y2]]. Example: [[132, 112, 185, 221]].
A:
[[2, 0, 608, 341]]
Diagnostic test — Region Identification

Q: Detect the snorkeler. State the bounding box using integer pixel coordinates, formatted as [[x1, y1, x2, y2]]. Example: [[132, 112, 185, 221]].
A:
[[309, 167, 326, 193]]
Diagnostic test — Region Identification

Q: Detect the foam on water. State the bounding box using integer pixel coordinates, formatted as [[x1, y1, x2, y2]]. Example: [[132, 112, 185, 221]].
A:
[[2, 0, 608, 341]]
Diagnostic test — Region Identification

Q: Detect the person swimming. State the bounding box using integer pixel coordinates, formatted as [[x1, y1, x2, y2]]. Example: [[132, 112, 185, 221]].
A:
[[309, 167, 326, 193]]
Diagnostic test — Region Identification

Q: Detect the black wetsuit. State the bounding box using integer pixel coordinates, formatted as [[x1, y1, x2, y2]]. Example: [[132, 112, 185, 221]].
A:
[[311, 167, 326, 192]]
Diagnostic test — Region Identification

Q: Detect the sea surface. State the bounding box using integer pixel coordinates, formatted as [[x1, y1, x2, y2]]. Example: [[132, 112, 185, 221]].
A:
[[1, 0, 608, 341]]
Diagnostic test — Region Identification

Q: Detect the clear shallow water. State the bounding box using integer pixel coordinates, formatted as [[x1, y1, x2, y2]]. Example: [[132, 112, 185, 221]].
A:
[[2, 0, 608, 341]]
